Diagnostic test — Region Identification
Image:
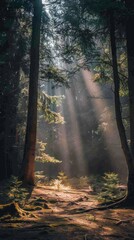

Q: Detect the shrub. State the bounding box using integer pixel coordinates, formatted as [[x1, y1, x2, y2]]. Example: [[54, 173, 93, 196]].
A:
[[35, 171, 48, 184], [57, 171, 69, 186], [0, 176, 28, 206], [97, 172, 124, 203]]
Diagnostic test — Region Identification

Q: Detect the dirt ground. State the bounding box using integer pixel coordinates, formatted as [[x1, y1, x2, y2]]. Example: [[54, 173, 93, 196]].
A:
[[0, 185, 134, 240]]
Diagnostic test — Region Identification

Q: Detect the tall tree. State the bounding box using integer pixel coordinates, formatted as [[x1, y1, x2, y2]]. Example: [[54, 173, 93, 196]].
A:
[[22, 0, 42, 185], [109, 8, 134, 203], [0, 0, 32, 180], [125, 0, 134, 201]]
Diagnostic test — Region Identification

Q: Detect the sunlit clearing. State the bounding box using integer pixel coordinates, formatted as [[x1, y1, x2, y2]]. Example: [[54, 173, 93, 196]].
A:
[[50, 179, 71, 191]]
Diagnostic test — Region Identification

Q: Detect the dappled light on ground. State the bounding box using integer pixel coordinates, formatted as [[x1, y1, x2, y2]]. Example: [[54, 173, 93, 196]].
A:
[[0, 184, 134, 240]]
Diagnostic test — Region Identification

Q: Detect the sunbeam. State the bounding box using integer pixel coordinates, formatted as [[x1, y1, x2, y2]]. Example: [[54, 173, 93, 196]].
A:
[[36, 68, 127, 180], [81, 70, 127, 177]]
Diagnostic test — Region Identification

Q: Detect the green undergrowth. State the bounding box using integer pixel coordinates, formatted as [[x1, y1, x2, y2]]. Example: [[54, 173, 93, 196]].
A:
[[0, 172, 126, 207], [35, 171, 126, 203], [0, 176, 28, 206], [96, 172, 125, 203]]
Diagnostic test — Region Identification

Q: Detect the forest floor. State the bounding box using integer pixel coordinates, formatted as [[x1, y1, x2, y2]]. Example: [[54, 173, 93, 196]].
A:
[[0, 185, 134, 240]]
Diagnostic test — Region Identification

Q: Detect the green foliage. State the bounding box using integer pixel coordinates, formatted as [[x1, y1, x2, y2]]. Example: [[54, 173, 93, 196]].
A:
[[87, 175, 102, 192], [86, 214, 96, 222], [79, 176, 90, 188], [50, 172, 70, 190], [17, 71, 28, 142], [69, 175, 97, 190], [36, 140, 62, 163], [39, 91, 65, 124], [94, 47, 128, 96], [42, 92, 65, 107], [35, 171, 48, 184], [50, 179, 63, 191], [97, 172, 124, 203], [41, 66, 69, 87], [0, 176, 28, 206], [57, 171, 69, 185], [44, 108, 65, 124]]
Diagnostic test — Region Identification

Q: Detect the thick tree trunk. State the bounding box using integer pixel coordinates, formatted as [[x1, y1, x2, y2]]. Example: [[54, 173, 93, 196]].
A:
[[126, 1, 134, 155], [0, 2, 20, 181], [22, 0, 42, 185], [109, 11, 134, 200], [125, 0, 134, 200]]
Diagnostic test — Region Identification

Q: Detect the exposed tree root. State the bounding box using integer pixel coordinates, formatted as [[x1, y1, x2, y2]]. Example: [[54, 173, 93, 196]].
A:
[[0, 202, 39, 220], [15, 203, 39, 219], [97, 195, 126, 206], [0, 202, 19, 217], [116, 219, 134, 225], [104, 217, 134, 225], [74, 195, 134, 214]]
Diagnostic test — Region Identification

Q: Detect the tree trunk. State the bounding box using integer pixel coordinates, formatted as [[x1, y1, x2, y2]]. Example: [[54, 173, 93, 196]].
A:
[[126, 1, 134, 154], [125, 0, 134, 200], [22, 0, 42, 185], [109, 10, 134, 201], [0, 1, 22, 180]]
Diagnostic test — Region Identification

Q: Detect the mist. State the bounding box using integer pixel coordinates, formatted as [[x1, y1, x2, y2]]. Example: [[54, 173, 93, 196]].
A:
[[36, 70, 127, 182]]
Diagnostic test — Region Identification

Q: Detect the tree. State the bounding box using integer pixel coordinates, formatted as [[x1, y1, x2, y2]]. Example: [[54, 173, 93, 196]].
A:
[[0, 0, 32, 180], [22, 0, 42, 185], [109, 7, 134, 203], [125, 0, 134, 201]]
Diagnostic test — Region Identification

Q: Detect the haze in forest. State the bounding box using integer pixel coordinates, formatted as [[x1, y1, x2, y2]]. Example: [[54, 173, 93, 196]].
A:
[[36, 69, 127, 182]]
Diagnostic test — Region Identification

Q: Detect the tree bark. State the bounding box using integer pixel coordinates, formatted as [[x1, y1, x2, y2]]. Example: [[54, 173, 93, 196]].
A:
[[22, 0, 42, 185], [125, 0, 134, 200], [109, 10, 134, 200]]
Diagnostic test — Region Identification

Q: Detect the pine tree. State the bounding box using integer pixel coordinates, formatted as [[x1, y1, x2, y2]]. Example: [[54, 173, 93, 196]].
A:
[[22, 0, 42, 185]]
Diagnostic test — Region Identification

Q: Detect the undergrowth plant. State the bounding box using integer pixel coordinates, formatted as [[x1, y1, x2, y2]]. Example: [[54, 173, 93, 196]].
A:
[[35, 171, 48, 184], [50, 179, 63, 190], [36, 141, 62, 164], [50, 172, 71, 190], [0, 176, 28, 206], [97, 172, 124, 203], [33, 170, 125, 204], [79, 176, 90, 188], [57, 171, 69, 186]]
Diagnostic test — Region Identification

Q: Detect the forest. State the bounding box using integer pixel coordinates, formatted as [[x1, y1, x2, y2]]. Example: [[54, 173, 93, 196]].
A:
[[0, 0, 134, 239]]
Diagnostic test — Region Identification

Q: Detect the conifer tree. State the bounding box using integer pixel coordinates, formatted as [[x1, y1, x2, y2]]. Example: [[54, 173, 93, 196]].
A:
[[22, 0, 42, 185]]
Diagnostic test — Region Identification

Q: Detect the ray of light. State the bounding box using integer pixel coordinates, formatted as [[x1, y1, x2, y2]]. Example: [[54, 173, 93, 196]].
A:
[[37, 68, 126, 179], [81, 69, 126, 173], [65, 89, 86, 175], [56, 92, 71, 176], [55, 84, 87, 176]]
